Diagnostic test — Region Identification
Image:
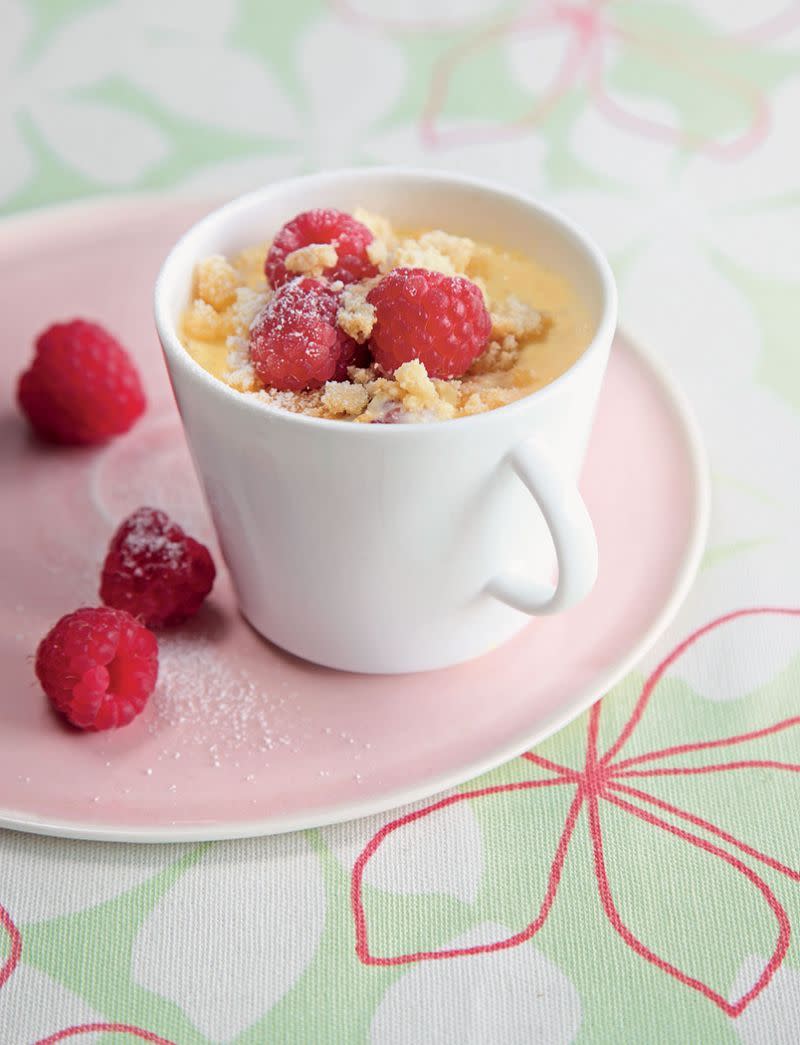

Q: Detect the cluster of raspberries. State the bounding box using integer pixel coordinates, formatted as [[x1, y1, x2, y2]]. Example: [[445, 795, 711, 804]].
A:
[[251, 208, 492, 390], [17, 320, 215, 731]]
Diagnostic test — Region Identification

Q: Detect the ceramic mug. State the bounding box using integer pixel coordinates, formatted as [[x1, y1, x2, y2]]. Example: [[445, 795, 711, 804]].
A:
[[155, 168, 617, 673]]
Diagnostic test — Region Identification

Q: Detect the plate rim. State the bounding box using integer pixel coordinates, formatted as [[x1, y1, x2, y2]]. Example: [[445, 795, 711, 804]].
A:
[[0, 196, 709, 843]]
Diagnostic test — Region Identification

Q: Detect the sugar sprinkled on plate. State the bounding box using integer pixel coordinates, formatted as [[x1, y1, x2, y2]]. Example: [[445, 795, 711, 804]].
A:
[[149, 633, 310, 762]]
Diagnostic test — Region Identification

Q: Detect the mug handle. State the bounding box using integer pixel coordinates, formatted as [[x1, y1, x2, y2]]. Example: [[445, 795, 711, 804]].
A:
[[487, 438, 598, 614]]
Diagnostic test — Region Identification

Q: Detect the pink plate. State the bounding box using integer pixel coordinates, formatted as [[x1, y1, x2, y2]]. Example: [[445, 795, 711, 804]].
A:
[[0, 196, 708, 842]]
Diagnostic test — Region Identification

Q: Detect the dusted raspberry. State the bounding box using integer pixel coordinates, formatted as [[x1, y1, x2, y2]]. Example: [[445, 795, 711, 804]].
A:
[[35, 607, 158, 731], [250, 278, 361, 391], [367, 268, 491, 379], [265, 209, 378, 288], [100, 507, 216, 628], [17, 320, 146, 445]]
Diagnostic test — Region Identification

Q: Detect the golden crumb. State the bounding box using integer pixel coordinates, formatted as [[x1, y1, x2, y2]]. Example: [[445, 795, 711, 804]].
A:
[[461, 384, 517, 411], [490, 295, 543, 341], [348, 365, 377, 385], [486, 387, 518, 409], [353, 207, 395, 244], [383, 237, 457, 276], [357, 387, 399, 424], [432, 379, 461, 407], [258, 388, 325, 417], [365, 376, 403, 402], [321, 381, 370, 417], [468, 335, 519, 375], [461, 392, 486, 415], [224, 335, 259, 392], [417, 230, 474, 273], [375, 228, 475, 277], [184, 299, 231, 341], [231, 245, 268, 283], [337, 279, 379, 343], [394, 359, 437, 404], [284, 242, 338, 277], [230, 287, 269, 337], [227, 364, 259, 393], [390, 360, 456, 419], [366, 238, 388, 267], [196, 255, 238, 310]]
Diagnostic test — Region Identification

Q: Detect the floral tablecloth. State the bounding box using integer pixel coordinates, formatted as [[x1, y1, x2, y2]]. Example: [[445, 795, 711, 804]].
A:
[[2, 1, 800, 1042]]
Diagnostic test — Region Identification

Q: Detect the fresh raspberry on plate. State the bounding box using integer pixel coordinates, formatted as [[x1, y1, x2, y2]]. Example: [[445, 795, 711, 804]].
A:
[[265, 209, 378, 288], [100, 507, 216, 628], [250, 278, 362, 391], [367, 268, 492, 379], [17, 320, 146, 445], [35, 607, 158, 731]]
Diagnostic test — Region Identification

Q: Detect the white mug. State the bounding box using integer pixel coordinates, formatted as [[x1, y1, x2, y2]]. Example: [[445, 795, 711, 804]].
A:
[[155, 169, 617, 673]]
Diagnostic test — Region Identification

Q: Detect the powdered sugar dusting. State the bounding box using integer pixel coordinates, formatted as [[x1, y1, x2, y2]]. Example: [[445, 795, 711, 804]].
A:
[[117, 507, 185, 574], [149, 633, 310, 761]]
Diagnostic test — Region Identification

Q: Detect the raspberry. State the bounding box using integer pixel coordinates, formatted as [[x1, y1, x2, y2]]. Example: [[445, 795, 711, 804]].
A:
[[367, 268, 491, 379], [100, 507, 216, 628], [265, 209, 378, 288], [35, 607, 158, 731], [250, 278, 362, 391], [17, 320, 146, 445]]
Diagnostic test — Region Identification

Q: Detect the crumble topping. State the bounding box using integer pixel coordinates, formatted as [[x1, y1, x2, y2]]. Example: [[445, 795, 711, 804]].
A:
[[352, 207, 394, 243], [258, 387, 325, 416], [393, 359, 456, 420], [321, 381, 370, 417], [347, 365, 376, 385], [196, 254, 238, 310], [284, 242, 338, 277], [352, 209, 472, 277], [185, 299, 231, 341], [221, 287, 270, 392], [469, 334, 520, 375], [233, 286, 271, 332], [336, 278, 379, 343], [365, 238, 388, 267], [416, 230, 474, 272], [225, 343, 258, 392], [394, 359, 437, 403], [351, 360, 457, 423], [489, 294, 543, 342], [459, 386, 518, 415], [432, 378, 461, 407], [379, 237, 459, 276], [231, 245, 267, 280]]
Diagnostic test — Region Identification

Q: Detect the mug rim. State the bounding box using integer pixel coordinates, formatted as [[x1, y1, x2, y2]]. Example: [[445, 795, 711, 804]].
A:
[[154, 166, 618, 436]]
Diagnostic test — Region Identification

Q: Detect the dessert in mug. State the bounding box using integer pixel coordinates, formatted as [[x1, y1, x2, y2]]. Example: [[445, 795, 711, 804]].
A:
[[181, 207, 591, 423]]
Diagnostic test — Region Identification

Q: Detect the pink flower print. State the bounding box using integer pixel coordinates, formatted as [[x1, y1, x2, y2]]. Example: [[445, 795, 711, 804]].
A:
[[0, 901, 21, 990], [418, 0, 772, 161], [352, 607, 800, 1017], [34, 1025, 176, 1044]]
